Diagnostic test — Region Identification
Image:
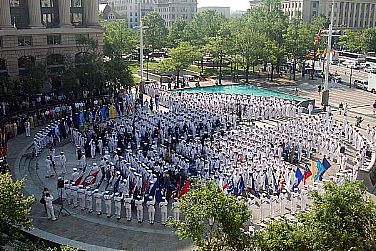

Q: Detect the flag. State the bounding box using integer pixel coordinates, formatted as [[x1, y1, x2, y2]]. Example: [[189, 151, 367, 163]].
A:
[[236, 176, 245, 196], [322, 48, 327, 58], [316, 48, 321, 56], [131, 178, 138, 195], [178, 179, 191, 198], [322, 157, 331, 170], [80, 170, 100, 187], [112, 175, 121, 193], [228, 178, 235, 194], [263, 174, 269, 192], [250, 174, 260, 198], [292, 166, 303, 191], [141, 176, 150, 194], [314, 28, 322, 45], [74, 174, 84, 186], [303, 164, 312, 185], [149, 180, 159, 197], [314, 160, 326, 181], [310, 160, 317, 182], [272, 172, 279, 194], [277, 172, 286, 191]]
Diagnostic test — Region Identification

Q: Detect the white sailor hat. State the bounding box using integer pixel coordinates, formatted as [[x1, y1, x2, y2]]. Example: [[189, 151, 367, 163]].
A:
[[149, 196, 153, 200], [93, 163, 97, 166], [60, 151, 64, 154], [115, 192, 119, 196], [94, 189, 99, 193], [162, 196, 166, 200], [73, 168, 78, 171]]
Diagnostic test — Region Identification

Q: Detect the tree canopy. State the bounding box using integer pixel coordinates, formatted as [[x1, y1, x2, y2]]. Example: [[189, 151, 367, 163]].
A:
[[142, 12, 168, 50], [104, 21, 138, 58], [168, 180, 251, 251]]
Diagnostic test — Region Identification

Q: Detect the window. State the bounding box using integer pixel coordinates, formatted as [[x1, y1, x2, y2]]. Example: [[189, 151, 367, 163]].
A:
[[41, 0, 53, 7], [0, 38, 2, 48], [313, 2, 317, 8], [10, 0, 20, 7], [71, 0, 82, 7], [18, 36, 32, 46], [47, 35, 61, 45]]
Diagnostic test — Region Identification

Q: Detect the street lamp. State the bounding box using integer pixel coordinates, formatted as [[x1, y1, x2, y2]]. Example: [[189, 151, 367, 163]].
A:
[[146, 54, 149, 81], [349, 66, 353, 88], [322, 0, 335, 108]]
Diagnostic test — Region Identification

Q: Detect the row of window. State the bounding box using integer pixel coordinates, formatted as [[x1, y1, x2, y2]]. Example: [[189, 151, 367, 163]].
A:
[[10, 0, 83, 8], [0, 34, 89, 47]]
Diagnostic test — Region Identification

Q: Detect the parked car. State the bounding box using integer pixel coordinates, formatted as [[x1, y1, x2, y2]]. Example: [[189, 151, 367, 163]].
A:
[[365, 67, 376, 73]]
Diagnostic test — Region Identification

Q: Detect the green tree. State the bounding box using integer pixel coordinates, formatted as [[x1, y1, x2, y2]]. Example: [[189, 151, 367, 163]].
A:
[[168, 180, 252, 251], [167, 18, 187, 47], [104, 58, 134, 89], [104, 21, 138, 58], [339, 29, 363, 53], [284, 19, 314, 80], [255, 180, 376, 251], [183, 10, 227, 47], [142, 12, 168, 50], [362, 28, 376, 53], [75, 35, 105, 91], [0, 173, 34, 247], [158, 42, 200, 86]]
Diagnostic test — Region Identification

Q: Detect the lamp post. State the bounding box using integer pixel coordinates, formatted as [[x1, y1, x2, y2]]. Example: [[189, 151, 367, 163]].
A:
[[322, 0, 335, 107], [146, 54, 149, 81], [349, 66, 353, 88]]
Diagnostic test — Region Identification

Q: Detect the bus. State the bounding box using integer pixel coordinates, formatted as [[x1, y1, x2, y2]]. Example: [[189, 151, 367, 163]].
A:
[[366, 56, 376, 68], [338, 51, 366, 63]]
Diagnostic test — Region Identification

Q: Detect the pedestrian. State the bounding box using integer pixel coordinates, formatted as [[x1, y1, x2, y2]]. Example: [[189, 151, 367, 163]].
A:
[[339, 102, 343, 115], [373, 100, 376, 116], [318, 85, 322, 95]]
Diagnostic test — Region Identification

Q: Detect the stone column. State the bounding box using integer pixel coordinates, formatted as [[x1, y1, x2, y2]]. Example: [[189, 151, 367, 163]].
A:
[[28, 0, 44, 28], [84, 0, 99, 27], [0, 0, 13, 29], [58, 0, 72, 27]]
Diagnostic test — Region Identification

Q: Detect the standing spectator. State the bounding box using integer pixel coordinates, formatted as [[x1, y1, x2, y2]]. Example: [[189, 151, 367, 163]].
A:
[[44, 192, 57, 221], [373, 100, 376, 116]]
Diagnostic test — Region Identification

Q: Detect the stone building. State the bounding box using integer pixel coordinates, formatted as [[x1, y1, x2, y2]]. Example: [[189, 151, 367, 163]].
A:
[[0, 0, 103, 81]]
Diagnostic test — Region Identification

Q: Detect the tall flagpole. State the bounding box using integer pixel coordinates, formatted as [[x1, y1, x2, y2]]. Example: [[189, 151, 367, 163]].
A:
[[322, 0, 334, 107], [139, 0, 144, 82]]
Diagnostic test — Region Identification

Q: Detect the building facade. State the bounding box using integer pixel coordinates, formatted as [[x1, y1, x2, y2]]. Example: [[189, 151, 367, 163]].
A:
[[197, 6, 231, 18], [107, 0, 197, 28], [0, 0, 103, 79], [281, 0, 376, 29]]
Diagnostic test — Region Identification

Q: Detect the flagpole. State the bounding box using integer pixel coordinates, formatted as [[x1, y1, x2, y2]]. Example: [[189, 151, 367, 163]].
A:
[[322, 0, 334, 107]]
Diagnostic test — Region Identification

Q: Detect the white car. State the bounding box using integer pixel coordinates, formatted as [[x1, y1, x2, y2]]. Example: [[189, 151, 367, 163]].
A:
[[365, 67, 376, 73]]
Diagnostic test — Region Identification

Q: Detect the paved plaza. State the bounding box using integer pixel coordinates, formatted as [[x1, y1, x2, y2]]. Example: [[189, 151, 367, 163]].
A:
[[6, 80, 376, 251]]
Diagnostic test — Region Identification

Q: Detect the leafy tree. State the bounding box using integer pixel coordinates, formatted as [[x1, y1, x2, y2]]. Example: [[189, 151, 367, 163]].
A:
[[361, 28, 376, 53], [250, 0, 288, 81], [158, 42, 200, 86], [183, 10, 227, 47], [0, 173, 34, 247], [168, 180, 252, 251], [75, 35, 105, 91], [104, 21, 138, 58], [104, 58, 134, 89], [167, 18, 187, 47], [233, 12, 266, 82], [255, 180, 376, 251], [284, 19, 313, 80], [142, 12, 168, 50], [339, 29, 363, 53]]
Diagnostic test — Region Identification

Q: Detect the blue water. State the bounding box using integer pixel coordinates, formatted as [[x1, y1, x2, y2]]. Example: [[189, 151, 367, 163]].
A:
[[173, 84, 307, 101]]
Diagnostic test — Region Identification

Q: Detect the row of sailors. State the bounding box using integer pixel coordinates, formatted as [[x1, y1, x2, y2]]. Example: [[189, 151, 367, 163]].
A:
[[64, 182, 179, 225]]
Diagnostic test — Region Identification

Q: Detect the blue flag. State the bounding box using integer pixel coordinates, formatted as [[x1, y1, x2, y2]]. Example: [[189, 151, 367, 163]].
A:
[[236, 176, 245, 196], [227, 178, 234, 194], [322, 157, 331, 170], [292, 166, 303, 191], [314, 160, 326, 181], [149, 180, 159, 197]]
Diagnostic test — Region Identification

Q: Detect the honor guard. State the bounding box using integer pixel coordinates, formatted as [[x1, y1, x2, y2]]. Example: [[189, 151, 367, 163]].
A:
[[85, 187, 94, 213], [147, 196, 156, 224], [94, 189, 103, 215], [77, 185, 86, 210], [114, 192, 123, 219], [159, 197, 168, 225], [135, 196, 144, 223], [172, 198, 180, 221], [124, 194, 132, 221], [104, 191, 114, 218]]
